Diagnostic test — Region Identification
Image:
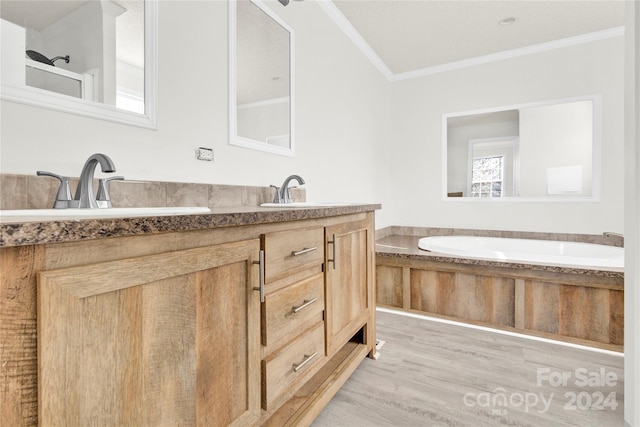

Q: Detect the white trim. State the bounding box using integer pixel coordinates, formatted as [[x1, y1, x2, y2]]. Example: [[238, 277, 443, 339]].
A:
[[319, 1, 624, 83], [317, 0, 394, 81], [393, 26, 625, 82], [143, 0, 158, 128], [0, 0, 157, 129], [442, 94, 602, 202], [25, 58, 85, 81], [228, 0, 295, 157]]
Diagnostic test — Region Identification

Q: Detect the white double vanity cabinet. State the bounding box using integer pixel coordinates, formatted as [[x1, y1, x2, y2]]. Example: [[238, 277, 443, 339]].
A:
[[0, 206, 378, 426]]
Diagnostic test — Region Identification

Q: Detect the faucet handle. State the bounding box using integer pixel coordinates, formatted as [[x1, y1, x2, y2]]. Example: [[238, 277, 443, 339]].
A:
[[97, 176, 124, 208], [270, 185, 282, 203], [37, 171, 72, 208]]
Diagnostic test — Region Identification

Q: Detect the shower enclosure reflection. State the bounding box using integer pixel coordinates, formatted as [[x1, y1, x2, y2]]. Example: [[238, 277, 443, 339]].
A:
[[0, 0, 156, 128], [444, 96, 599, 200]]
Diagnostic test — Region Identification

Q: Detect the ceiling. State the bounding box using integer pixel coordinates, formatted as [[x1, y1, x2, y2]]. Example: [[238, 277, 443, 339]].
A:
[[330, 0, 625, 76], [1, 0, 626, 83]]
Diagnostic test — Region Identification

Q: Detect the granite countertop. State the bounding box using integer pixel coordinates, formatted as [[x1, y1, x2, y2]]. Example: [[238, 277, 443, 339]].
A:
[[376, 234, 624, 279], [0, 204, 381, 248]]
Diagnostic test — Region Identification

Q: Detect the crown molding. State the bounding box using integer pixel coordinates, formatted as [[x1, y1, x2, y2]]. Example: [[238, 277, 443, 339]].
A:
[[318, 1, 624, 83], [316, 0, 394, 81], [392, 26, 625, 82]]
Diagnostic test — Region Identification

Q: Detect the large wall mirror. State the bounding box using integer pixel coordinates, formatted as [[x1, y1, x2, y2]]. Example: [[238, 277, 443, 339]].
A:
[[0, 0, 156, 128], [443, 96, 601, 201], [229, 0, 294, 157]]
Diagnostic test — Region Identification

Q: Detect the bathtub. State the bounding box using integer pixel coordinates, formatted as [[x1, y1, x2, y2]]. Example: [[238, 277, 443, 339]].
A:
[[418, 235, 624, 269]]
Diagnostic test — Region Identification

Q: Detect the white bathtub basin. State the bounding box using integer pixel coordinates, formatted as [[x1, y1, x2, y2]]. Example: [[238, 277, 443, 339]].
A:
[[260, 202, 352, 208], [418, 235, 624, 269], [0, 207, 211, 221]]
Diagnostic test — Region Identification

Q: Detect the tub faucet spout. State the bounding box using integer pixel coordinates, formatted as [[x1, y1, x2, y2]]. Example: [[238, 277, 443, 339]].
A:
[[603, 232, 624, 239], [74, 153, 116, 208]]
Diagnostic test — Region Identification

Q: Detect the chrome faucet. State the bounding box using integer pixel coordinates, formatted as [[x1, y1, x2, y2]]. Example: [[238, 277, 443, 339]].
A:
[[272, 174, 305, 204], [37, 153, 120, 209], [74, 153, 116, 208]]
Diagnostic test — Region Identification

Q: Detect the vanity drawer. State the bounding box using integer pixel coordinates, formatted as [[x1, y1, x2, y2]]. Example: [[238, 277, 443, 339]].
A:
[[262, 273, 324, 349], [262, 227, 324, 283], [262, 321, 325, 410]]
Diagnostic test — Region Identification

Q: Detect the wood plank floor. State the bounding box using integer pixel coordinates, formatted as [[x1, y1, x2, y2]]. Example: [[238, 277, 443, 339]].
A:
[[312, 308, 624, 427]]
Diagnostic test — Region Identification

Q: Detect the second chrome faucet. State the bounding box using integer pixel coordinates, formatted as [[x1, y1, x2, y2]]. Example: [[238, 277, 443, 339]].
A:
[[271, 174, 305, 204]]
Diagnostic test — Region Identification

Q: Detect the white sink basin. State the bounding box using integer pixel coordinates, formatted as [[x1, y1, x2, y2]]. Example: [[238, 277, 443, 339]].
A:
[[0, 207, 211, 221], [260, 202, 353, 208]]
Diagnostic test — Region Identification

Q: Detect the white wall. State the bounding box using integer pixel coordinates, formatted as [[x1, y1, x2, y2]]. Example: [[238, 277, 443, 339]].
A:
[[0, 19, 25, 86], [519, 101, 593, 198], [389, 36, 625, 234], [0, 0, 392, 227]]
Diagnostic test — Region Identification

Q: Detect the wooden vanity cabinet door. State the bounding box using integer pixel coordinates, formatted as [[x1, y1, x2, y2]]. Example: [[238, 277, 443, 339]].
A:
[[324, 218, 373, 357], [37, 239, 261, 427]]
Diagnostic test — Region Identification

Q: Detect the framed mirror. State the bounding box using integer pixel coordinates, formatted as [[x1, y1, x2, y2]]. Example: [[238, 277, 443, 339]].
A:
[[0, 0, 157, 129], [443, 95, 601, 201], [229, 0, 295, 157]]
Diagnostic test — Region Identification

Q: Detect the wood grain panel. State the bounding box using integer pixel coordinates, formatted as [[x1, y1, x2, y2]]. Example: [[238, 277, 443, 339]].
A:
[[524, 280, 560, 334], [488, 276, 515, 325], [262, 273, 324, 351], [116, 285, 143, 425], [37, 240, 261, 426], [42, 213, 367, 270], [558, 285, 609, 343], [409, 269, 439, 313], [609, 290, 624, 346], [454, 273, 479, 320], [409, 269, 514, 326], [379, 256, 622, 350], [142, 275, 197, 426], [0, 245, 43, 427], [375, 265, 403, 308], [325, 221, 375, 356], [325, 219, 370, 357], [197, 261, 255, 426], [262, 322, 326, 410], [263, 227, 324, 283], [514, 279, 525, 329]]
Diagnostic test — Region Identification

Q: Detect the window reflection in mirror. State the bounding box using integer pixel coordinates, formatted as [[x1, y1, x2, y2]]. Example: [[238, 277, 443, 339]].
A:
[[0, 0, 154, 127], [444, 97, 599, 201], [230, 0, 294, 157]]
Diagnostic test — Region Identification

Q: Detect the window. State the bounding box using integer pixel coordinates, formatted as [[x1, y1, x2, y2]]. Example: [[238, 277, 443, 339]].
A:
[[471, 155, 503, 197]]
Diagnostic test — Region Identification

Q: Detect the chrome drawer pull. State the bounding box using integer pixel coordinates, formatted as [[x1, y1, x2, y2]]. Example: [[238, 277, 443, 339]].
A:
[[293, 351, 318, 372], [252, 250, 265, 303], [327, 234, 336, 270], [292, 246, 317, 257], [292, 298, 318, 313]]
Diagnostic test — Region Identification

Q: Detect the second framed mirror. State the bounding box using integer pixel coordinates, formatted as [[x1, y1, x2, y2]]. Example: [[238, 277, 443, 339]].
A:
[[229, 0, 294, 157]]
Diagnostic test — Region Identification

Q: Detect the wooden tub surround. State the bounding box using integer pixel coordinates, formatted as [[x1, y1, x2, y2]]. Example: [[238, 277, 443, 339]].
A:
[[375, 228, 624, 352], [0, 203, 379, 426]]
